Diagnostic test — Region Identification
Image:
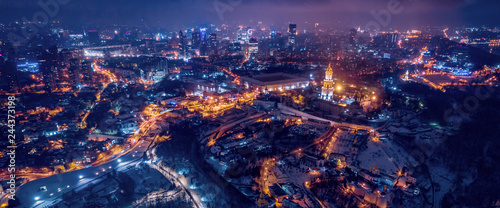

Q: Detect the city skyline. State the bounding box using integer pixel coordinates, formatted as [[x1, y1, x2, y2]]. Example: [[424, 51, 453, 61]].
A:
[[1, 1, 499, 208], [1, 0, 500, 28]]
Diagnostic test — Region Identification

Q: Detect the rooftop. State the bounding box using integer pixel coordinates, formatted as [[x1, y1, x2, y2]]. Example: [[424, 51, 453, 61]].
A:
[[241, 73, 309, 86], [253, 74, 295, 82]]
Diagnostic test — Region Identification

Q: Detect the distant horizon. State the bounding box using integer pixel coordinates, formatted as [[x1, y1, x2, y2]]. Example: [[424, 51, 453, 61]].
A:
[[1, 0, 500, 29]]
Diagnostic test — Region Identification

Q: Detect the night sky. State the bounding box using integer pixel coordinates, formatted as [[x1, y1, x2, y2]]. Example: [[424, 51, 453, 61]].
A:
[[1, 0, 499, 28]]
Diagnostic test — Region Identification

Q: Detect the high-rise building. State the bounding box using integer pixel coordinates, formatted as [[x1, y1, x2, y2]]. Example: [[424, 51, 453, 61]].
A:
[[288, 24, 297, 45], [69, 58, 82, 88], [87, 30, 100, 46], [3, 61, 20, 92], [209, 33, 217, 47], [245, 28, 254, 43], [192, 31, 201, 49], [229, 42, 242, 53], [248, 37, 259, 57], [149, 57, 168, 83], [179, 30, 186, 57], [391, 33, 398, 43], [125, 30, 138, 42], [349, 28, 357, 45], [321, 64, 335, 100], [40, 46, 60, 92], [186, 28, 193, 46], [200, 28, 207, 41], [80, 60, 93, 82], [145, 40, 157, 54], [372, 33, 399, 48], [237, 28, 243, 42], [270, 32, 283, 49], [208, 33, 218, 55], [200, 41, 208, 56]]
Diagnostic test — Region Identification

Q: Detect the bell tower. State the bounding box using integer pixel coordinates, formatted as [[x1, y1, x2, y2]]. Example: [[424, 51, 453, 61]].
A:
[[321, 63, 334, 100]]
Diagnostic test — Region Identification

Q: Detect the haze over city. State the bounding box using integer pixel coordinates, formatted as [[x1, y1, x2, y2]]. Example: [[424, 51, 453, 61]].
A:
[[0, 0, 499, 208], [1, 0, 500, 27]]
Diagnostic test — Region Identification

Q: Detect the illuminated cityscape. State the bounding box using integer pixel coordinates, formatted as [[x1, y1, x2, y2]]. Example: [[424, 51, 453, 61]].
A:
[[0, 0, 500, 208]]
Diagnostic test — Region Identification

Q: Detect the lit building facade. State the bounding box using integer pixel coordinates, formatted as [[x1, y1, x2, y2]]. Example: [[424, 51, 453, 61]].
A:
[[321, 64, 335, 100], [240, 73, 309, 93], [288, 24, 297, 45]]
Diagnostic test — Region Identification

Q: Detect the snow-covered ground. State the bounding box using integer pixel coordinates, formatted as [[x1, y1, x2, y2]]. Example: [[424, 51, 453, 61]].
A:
[[428, 165, 456, 208], [357, 140, 417, 176]]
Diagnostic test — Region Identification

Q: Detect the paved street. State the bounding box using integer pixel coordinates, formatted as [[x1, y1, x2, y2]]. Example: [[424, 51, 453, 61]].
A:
[[13, 113, 170, 208]]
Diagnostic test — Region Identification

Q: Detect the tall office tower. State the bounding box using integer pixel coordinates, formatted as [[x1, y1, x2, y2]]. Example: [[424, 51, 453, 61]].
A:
[[372, 33, 399, 48], [113, 29, 121, 40], [229, 42, 242, 53], [60, 49, 72, 63], [288, 24, 297, 45], [208, 33, 218, 55], [209, 33, 217, 47], [46, 46, 60, 63], [200, 41, 208, 56], [156, 58, 168, 74], [209, 24, 216, 34], [192, 31, 201, 49], [0, 42, 16, 62], [145, 40, 157, 54], [87, 30, 100, 46], [81, 60, 93, 82], [248, 37, 259, 59], [179, 30, 186, 57], [186, 28, 193, 46], [271, 31, 277, 39], [1, 43, 20, 92], [244, 27, 253, 43], [40, 46, 60, 92], [125, 30, 138, 42], [3, 61, 20, 92], [237, 28, 243, 42], [41, 64, 58, 92], [391, 33, 398, 43], [349, 28, 357, 45], [200, 28, 207, 41], [69, 58, 82, 88], [270, 31, 283, 48]]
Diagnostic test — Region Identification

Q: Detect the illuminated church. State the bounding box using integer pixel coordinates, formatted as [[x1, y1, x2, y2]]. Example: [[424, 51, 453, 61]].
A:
[[321, 64, 335, 100]]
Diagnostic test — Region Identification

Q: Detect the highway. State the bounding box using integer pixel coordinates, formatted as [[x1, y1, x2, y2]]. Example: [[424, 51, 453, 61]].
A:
[[15, 140, 150, 208], [206, 112, 266, 146], [278, 103, 375, 131], [13, 112, 169, 208]]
